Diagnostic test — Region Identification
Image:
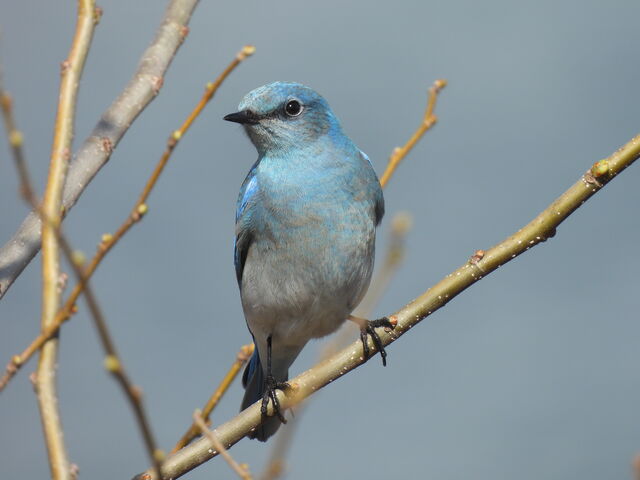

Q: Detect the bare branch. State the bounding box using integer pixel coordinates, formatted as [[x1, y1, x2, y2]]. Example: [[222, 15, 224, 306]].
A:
[[0, 0, 201, 300], [137, 133, 640, 479], [36, 1, 98, 478], [379, 79, 447, 188], [173, 344, 254, 453]]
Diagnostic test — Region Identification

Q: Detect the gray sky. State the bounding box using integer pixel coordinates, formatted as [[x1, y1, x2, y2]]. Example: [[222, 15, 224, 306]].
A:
[[1, 1, 639, 479]]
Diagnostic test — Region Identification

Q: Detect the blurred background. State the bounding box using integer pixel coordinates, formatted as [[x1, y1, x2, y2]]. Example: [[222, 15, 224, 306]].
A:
[[1, 1, 639, 478]]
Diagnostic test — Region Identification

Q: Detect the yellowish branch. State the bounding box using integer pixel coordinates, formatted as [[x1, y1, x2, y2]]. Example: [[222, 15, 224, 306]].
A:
[[172, 344, 254, 453], [379, 79, 447, 188], [35, 2, 98, 479]]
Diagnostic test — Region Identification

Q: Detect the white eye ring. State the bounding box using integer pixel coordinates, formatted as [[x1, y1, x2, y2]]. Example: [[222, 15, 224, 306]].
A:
[[284, 99, 303, 117]]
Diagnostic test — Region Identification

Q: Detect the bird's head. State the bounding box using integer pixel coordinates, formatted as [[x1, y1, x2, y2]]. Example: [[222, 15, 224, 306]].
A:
[[224, 82, 342, 155]]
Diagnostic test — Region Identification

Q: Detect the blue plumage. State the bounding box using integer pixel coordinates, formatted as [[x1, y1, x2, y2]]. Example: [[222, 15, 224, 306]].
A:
[[225, 82, 385, 441]]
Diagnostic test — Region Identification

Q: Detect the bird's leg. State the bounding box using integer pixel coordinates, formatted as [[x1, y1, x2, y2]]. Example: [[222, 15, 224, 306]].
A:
[[349, 315, 395, 366], [261, 335, 290, 424]]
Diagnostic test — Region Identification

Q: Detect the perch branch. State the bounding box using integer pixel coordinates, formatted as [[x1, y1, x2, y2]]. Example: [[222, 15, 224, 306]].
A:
[[0, 0, 201, 300], [36, 1, 98, 478], [0, 45, 254, 393], [137, 133, 640, 479]]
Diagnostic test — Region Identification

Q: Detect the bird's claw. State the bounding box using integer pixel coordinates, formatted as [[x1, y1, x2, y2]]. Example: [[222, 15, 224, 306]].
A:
[[360, 316, 394, 366], [261, 375, 290, 424]]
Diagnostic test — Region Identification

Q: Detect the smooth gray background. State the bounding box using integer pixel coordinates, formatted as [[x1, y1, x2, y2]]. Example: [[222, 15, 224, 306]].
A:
[[1, 1, 639, 479]]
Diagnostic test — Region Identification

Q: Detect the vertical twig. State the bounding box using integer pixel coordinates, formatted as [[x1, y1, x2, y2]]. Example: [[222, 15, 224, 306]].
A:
[[3, 55, 165, 480], [35, 1, 99, 479]]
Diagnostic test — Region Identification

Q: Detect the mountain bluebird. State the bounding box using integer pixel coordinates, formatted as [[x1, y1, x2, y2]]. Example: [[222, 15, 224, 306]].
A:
[[224, 82, 393, 441]]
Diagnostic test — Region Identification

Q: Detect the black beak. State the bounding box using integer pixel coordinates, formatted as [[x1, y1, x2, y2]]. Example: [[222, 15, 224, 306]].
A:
[[223, 110, 259, 125]]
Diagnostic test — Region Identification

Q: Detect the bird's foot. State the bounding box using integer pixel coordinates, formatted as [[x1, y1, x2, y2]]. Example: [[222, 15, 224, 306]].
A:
[[352, 316, 396, 366], [261, 374, 290, 424]]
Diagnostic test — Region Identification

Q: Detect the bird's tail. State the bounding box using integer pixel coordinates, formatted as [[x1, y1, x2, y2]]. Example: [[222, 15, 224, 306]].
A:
[[241, 348, 287, 441]]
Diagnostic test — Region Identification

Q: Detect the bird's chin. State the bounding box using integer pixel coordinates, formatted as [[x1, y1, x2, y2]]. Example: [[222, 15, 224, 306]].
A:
[[244, 124, 271, 154]]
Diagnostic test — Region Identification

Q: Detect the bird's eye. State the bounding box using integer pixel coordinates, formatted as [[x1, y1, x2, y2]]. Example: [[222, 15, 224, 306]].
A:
[[284, 99, 303, 117]]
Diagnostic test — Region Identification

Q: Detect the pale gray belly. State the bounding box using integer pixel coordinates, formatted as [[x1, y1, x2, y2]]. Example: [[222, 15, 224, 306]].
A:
[[240, 216, 375, 348]]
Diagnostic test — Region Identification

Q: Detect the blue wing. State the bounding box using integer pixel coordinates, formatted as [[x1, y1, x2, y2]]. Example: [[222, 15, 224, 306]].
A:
[[234, 160, 260, 285]]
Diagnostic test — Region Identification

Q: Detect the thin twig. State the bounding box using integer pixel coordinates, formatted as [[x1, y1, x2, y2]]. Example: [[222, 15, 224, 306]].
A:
[[379, 79, 447, 188], [192, 410, 253, 480], [172, 344, 254, 453], [137, 133, 640, 480], [0, 45, 254, 393], [36, 1, 98, 479], [0, 86, 35, 203], [0, 0, 201, 300]]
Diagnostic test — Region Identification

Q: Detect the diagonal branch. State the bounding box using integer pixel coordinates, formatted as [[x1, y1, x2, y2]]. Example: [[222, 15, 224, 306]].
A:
[[136, 134, 640, 479], [0, 0, 201, 300], [379, 79, 447, 188], [36, 1, 98, 478], [172, 344, 254, 453]]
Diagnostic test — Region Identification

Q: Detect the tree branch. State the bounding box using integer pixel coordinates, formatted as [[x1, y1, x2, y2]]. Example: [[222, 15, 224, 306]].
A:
[[172, 344, 254, 453], [136, 133, 640, 479], [379, 79, 446, 188], [0, 0, 200, 300], [36, 1, 98, 478]]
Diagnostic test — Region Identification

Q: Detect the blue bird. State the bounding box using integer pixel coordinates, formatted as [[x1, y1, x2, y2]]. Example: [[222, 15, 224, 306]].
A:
[[224, 82, 393, 441]]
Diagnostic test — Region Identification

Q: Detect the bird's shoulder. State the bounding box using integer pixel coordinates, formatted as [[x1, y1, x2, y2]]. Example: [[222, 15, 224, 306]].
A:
[[234, 159, 261, 285], [236, 159, 260, 221]]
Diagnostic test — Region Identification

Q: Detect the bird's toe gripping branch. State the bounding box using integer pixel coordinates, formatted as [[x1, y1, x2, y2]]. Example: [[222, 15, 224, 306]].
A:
[[350, 315, 397, 367], [261, 374, 290, 424]]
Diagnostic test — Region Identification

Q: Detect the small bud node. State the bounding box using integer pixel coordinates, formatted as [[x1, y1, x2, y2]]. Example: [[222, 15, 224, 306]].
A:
[[104, 355, 120, 372]]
